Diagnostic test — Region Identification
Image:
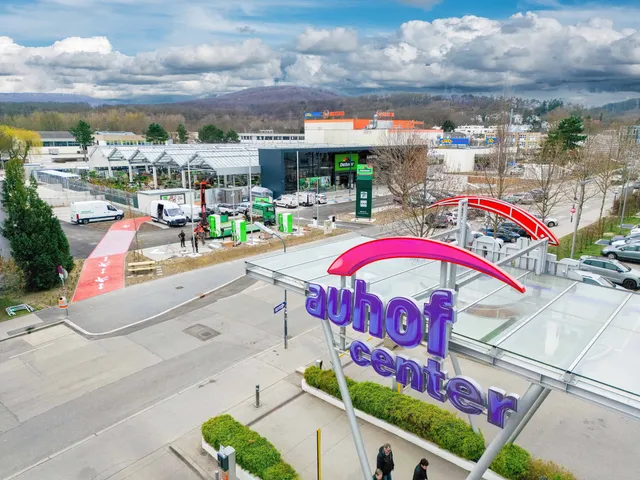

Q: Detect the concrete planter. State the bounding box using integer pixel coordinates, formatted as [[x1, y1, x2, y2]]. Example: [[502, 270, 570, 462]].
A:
[[301, 379, 507, 480], [201, 437, 260, 480]]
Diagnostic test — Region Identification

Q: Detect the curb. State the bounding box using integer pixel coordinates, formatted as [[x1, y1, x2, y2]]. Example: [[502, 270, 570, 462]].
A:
[[168, 445, 214, 480], [301, 378, 507, 480]]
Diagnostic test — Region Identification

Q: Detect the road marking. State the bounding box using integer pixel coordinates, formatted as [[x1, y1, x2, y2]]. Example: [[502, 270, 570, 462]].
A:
[[9, 343, 54, 360]]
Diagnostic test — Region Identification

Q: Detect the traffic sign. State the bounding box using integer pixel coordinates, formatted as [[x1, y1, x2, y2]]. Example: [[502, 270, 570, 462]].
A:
[[274, 302, 286, 314]]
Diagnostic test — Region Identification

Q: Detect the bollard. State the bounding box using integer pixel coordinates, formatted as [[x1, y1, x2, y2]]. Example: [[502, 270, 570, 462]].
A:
[[315, 359, 323, 370], [255, 384, 260, 408], [215, 471, 220, 480]]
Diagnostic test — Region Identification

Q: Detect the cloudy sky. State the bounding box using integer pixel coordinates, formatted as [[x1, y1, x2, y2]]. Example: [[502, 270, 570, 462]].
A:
[[1, 0, 640, 104]]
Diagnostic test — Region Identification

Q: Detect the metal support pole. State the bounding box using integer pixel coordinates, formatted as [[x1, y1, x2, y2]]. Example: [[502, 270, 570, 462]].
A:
[[284, 290, 289, 349], [187, 161, 195, 254], [450, 352, 479, 434], [620, 176, 630, 228], [317, 429, 322, 480], [152, 166, 158, 188], [466, 384, 546, 480], [570, 182, 586, 259], [255, 385, 260, 408], [507, 388, 551, 445], [296, 150, 301, 234], [319, 319, 371, 480]]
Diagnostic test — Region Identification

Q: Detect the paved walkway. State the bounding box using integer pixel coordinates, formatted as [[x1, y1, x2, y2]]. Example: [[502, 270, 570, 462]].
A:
[[73, 216, 150, 303]]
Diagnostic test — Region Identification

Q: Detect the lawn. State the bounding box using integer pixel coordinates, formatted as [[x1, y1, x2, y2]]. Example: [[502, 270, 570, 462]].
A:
[[0, 297, 33, 322]]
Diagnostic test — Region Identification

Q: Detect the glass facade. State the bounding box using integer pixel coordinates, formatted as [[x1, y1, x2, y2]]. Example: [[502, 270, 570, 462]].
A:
[[282, 149, 369, 193]]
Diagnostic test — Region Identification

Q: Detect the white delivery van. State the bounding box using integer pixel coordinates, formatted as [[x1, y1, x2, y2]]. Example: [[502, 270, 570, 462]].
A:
[[297, 191, 316, 206], [70, 200, 123, 225], [180, 204, 202, 222], [274, 195, 298, 208], [149, 200, 187, 227]]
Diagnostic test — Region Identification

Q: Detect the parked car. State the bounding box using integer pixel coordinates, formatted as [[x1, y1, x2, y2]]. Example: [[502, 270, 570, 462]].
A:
[[567, 270, 619, 289], [513, 193, 534, 205], [533, 214, 559, 227], [629, 224, 640, 235], [316, 194, 327, 204], [529, 188, 546, 201], [500, 222, 532, 238], [579, 256, 640, 290], [502, 194, 519, 204], [214, 203, 241, 216], [471, 232, 504, 247], [408, 192, 436, 207], [426, 213, 450, 228], [611, 232, 640, 247], [601, 244, 640, 263], [482, 227, 520, 243]]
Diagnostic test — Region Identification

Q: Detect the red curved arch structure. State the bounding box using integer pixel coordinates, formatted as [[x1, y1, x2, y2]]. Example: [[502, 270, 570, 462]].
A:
[[428, 195, 560, 246], [327, 237, 526, 292]]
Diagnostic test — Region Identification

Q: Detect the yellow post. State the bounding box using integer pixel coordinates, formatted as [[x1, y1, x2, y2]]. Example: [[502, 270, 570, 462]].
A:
[[317, 429, 322, 480], [397, 383, 402, 394]]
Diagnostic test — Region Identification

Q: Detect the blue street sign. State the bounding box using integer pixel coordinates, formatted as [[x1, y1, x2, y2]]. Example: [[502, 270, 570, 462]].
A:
[[274, 302, 286, 314]]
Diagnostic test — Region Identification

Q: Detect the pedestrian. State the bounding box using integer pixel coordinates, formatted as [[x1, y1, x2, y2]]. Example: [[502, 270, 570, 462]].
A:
[[376, 443, 394, 480], [194, 234, 199, 253], [412, 458, 429, 480], [178, 230, 186, 248], [372, 468, 383, 480]]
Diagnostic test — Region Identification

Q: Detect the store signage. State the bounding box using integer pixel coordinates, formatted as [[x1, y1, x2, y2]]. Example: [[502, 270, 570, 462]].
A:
[[356, 165, 373, 218], [160, 194, 185, 204], [376, 111, 395, 118], [305, 238, 525, 428], [440, 137, 469, 146], [335, 153, 357, 172], [356, 164, 373, 177], [323, 110, 345, 118], [305, 112, 324, 119], [486, 137, 497, 145]]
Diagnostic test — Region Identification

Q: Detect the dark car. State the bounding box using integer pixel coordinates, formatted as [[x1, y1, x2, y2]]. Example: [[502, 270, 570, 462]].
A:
[[500, 222, 532, 238], [482, 227, 520, 243], [426, 213, 450, 228]]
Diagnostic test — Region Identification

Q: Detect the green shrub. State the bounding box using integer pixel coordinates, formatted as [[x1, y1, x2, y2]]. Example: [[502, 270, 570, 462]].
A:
[[525, 458, 577, 480], [304, 366, 576, 480], [304, 367, 485, 461], [201, 414, 298, 479], [490, 444, 530, 480]]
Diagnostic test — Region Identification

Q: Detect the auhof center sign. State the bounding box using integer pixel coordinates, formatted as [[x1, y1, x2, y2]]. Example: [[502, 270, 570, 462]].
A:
[[305, 237, 526, 429]]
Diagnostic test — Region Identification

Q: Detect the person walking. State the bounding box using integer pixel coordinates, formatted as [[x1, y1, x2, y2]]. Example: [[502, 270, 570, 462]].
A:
[[178, 230, 186, 248], [412, 458, 429, 480], [372, 469, 383, 480], [194, 234, 199, 253], [376, 443, 394, 480]]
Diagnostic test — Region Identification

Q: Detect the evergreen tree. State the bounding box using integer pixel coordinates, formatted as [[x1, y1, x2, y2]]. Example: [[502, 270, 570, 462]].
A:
[[176, 124, 189, 144], [2, 159, 74, 291], [442, 120, 456, 132], [69, 120, 94, 162], [547, 114, 587, 151], [225, 129, 239, 143], [145, 123, 169, 144], [198, 124, 225, 143]]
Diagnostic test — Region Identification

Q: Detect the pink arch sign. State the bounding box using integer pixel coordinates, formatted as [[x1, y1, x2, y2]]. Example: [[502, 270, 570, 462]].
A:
[[327, 236, 526, 293], [427, 195, 560, 246]]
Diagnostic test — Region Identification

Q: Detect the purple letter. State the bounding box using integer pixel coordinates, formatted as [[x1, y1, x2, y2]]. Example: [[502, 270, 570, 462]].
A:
[[487, 388, 520, 428], [371, 347, 395, 377], [306, 283, 326, 319], [385, 297, 423, 348], [352, 279, 385, 338], [424, 289, 455, 358], [446, 376, 486, 416], [395, 355, 425, 392], [423, 357, 448, 403], [349, 340, 371, 367], [327, 286, 352, 326]]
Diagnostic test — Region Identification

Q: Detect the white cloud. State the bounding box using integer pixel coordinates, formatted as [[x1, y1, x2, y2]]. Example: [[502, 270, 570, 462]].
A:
[[296, 28, 358, 54], [1, 11, 640, 102]]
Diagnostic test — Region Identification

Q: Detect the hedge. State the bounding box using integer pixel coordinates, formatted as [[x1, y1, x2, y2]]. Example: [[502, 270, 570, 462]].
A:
[[304, 366, 576, 480], [201, 414, 299, 480]]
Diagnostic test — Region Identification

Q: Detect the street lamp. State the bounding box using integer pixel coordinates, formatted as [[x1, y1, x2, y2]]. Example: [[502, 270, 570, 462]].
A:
[[186, 159, 195, 254], [255, 222, 289, 349], [570, 178, 593, 259]]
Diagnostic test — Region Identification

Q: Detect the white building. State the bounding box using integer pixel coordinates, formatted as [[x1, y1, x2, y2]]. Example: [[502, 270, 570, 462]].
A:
[[304, 117, 442, 146], [31, 131, 85, 164], [239, 131, 305, 144]]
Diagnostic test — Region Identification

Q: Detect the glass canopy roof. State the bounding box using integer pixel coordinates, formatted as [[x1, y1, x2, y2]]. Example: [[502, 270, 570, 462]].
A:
[[245, 234, 640, 420]]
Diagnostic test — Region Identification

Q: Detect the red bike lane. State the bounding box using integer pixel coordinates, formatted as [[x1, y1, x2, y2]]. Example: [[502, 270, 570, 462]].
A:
[[72, 216, 150, 303]]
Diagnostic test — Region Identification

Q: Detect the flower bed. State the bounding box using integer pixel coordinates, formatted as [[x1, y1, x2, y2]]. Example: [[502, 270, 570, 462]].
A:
[[201, 414, 299, 480], [304, 366, 575, 480]]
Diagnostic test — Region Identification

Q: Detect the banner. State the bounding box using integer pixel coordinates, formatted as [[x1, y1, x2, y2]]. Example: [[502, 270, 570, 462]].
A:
[[335, 153, 357, 172]]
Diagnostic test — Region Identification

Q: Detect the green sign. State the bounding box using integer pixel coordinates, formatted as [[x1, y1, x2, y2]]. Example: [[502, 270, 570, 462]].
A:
[[356, 164, 373, 178], [356, 164, 373, 219], [335, 153, 358, 172]]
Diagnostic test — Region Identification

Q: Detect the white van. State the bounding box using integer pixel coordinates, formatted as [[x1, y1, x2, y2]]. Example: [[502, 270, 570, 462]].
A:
[[70, 200, 123, 225], [149, 200, 187, 227], [297, 191, 316, 206], [274, 195, 298, 209], [180, 204, 202, 222]]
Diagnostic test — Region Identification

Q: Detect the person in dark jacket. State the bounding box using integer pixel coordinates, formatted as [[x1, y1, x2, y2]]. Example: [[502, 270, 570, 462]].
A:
[[376, 443, 394, 480], [412, 458, 429, 480], [372, 469, 383, 480], [178, 230, 186, 248]]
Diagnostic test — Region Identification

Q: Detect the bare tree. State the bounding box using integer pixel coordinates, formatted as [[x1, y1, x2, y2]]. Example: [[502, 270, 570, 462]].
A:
[[531, 139, 570, 225], [372, 131, 430, 210]]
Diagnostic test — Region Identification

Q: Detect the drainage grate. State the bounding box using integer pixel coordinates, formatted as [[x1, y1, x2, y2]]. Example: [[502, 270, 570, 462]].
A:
[[183, 324, 220, 341]]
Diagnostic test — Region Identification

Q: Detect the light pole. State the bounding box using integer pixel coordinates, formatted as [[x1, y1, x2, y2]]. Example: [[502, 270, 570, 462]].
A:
[[570, 179, 592, 258], [187, 160, 195, 254], [296, 150, 301, 235], [620, 163, 631, 229], [255, 222, 289, 349]]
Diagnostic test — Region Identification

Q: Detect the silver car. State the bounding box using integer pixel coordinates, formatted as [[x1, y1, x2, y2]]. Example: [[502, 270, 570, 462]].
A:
[[579, 256, 640, 290], [601, 244, 640, 263]]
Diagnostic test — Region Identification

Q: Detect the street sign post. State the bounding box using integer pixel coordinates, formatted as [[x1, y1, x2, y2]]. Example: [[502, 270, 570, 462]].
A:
[[274, 302, 286, 314]]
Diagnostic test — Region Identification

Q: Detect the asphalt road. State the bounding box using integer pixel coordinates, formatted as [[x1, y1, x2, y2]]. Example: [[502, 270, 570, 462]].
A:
[[62, 196, 393, 258]]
